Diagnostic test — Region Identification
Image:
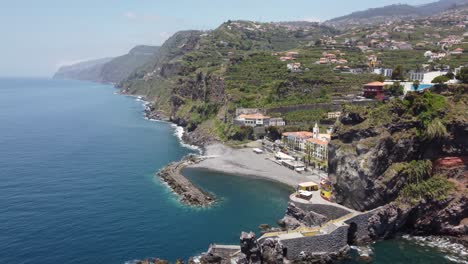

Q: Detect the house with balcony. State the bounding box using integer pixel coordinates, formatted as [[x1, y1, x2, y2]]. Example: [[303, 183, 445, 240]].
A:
[[363, 82, 385, 100], [282, 131, 313, 152]]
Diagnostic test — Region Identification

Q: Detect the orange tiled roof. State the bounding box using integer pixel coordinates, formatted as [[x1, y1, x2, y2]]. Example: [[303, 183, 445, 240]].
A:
[[282, 131, 313, 139], [239, 113, 270, 120], [307, 138, 328, 146], [365, 82, 385, 86]]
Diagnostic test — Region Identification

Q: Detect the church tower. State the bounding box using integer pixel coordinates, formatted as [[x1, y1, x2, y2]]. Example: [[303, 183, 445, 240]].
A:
[[313, 122, 319, 139]]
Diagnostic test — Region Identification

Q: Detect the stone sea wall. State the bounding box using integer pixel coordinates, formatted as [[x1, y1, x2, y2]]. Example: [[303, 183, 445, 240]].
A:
[[294, 202, 351, 220], [281, 225, 350, 260]]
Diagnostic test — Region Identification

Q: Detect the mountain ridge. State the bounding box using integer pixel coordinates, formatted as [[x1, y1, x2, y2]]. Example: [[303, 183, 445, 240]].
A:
[[53, 45, 160, 84], [325, 0, 468, 28]]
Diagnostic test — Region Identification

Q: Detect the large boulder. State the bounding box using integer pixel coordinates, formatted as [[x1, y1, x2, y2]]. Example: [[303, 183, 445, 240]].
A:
[[240, 232, 262, 264], [278, 203, 328, 229], [260, 238, 284, 264]]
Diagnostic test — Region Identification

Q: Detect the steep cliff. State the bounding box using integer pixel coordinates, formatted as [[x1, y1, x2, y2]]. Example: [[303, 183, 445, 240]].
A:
[[53, 45, 159, 84], [53, 57, 113, 82], [100, 45, 160, 83], [118, 21, 342, 143], [329, 85, 468, 238]]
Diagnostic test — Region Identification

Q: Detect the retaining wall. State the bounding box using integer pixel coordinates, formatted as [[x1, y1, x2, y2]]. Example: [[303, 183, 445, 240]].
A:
[[345, 210, 377, 244], [293, 202, 351, 220], [209, 245, 240, 259], [266, 103, 339, 115], [280, 225, 349, 259]]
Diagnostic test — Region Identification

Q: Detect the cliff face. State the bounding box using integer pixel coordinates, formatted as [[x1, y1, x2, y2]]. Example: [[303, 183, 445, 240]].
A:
[[100, 45, 160, 84], [53, 45, 159, 84], [118, 21, 338, 143], [328, 86, 468, 238], [53, 57, 114, 82]]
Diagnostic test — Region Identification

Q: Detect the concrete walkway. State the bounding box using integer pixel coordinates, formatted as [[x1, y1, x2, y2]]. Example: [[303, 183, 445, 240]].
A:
[[290, 192, 359, 214]]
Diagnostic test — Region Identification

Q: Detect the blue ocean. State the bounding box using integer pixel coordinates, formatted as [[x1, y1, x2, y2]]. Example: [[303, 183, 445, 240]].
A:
[[0, 78, 464, 264]]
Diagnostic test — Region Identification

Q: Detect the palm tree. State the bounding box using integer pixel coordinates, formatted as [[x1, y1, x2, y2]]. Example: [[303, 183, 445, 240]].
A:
[[305, 143, 312, 165]]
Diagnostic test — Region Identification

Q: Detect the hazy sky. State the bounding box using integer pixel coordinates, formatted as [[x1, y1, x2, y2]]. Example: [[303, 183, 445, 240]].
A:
[[0, 0, 433, 77]]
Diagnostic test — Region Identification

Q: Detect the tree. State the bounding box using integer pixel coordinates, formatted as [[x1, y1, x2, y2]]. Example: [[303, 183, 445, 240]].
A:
[[456, 67, 468, 84], [385, 82, 403, 96], [376, 75, 386, 82], [413, 80, 420, 91], [431, 75, 450, 84], [392, 65, 405, 80], [266, 126, 281, 141], [305, 143, 312, 166], [445, 71, 455, 79]]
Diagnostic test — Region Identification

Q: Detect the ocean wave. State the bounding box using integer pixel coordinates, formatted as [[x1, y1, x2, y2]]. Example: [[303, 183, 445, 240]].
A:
[[124, 94, 201, 153], [171, 124, 202, 153], [350, 245, 373, 257], [402, 235, 468, 263]]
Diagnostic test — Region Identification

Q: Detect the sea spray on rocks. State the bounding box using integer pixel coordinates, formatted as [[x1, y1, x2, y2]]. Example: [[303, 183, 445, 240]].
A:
[[402, 235, 468, 263]]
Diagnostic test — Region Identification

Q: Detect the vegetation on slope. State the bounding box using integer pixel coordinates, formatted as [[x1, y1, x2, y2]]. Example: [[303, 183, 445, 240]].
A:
[[333, 85, 467, 210]]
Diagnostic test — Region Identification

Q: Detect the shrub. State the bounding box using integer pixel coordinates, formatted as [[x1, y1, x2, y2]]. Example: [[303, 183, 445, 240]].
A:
[[400, 175, 455, 204], [424, 118, 448, 140], [456, 67, 468, 84], [431, 75, 450, 84], [403, 91, 447, 127]]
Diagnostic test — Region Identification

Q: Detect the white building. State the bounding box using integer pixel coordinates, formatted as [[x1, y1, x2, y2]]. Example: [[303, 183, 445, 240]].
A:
[[268, 118, 286, 127], [235, 113, 285, 127], [287, 63, 302, 72], [410, 72, 425, 82], [327, 112, 342, 119], [306, 123, 331, 161], [235, 113, 271, 127], [373, 68, 393, 77], [410, 71, 448, 84]]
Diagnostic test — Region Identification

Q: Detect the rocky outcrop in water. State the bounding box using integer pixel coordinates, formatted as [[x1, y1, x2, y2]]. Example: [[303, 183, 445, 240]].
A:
[[158, 155, 214, 206], [239, 232, 262, 264]]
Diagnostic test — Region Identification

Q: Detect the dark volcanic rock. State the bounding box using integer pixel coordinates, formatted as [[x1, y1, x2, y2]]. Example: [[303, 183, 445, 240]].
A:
[[200, 252, 223, 264], [278, 203, 328, 229], [340, 112, 365, 126], [240, 232, 262, 264], [260, 238, 284, 264], [329, 90, 468, 239]]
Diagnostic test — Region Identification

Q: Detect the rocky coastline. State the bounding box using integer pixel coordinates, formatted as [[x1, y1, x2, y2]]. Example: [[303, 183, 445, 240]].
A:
[[132, 88, 467, 263], [157, 155, 215, 207]]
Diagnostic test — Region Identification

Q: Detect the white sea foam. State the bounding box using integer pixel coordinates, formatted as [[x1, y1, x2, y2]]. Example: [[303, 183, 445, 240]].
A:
[[350, 245, 373, 257], [403, 235, 468, 263], [171, 124, 202, 153], [123, 94, 201, 153]]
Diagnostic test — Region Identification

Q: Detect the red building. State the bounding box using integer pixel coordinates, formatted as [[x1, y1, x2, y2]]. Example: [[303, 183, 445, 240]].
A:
[[363, 82, 385, 100]]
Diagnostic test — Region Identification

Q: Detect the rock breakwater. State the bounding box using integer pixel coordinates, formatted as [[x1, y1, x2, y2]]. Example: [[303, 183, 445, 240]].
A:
[[158, 155, 214, 206]]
